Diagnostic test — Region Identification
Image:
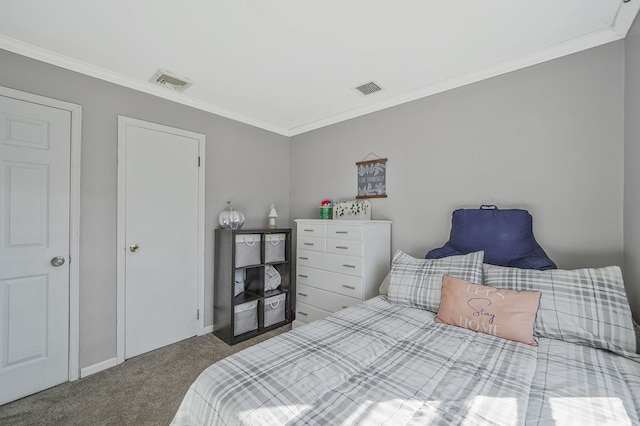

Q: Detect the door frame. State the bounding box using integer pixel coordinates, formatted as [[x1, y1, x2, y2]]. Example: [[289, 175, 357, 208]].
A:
[[116, 116, 206, 364], [0, 85, 82, 382]]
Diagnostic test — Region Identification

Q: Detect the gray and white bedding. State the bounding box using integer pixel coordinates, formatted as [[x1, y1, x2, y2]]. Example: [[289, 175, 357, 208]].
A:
[[171, 296, 640, 425], [173, 250, 640, 425]]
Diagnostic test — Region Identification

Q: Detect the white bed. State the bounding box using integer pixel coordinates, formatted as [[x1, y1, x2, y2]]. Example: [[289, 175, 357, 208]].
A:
[[172, 250, 640, 425]]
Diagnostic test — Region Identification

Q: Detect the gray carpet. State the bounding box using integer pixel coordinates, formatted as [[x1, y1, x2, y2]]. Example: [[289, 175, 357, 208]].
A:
[[0, 326, 290, 426]]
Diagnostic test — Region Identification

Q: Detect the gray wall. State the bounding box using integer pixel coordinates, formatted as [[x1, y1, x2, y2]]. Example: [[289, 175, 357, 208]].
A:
[[291, 42, 627, 301], [0, 49, 290, 369], [1, 29, 635, 370], [624, 14, 640, 320]]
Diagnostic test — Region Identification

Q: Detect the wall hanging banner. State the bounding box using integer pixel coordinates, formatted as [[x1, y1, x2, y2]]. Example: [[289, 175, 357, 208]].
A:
[[356, 157, 387, 199]]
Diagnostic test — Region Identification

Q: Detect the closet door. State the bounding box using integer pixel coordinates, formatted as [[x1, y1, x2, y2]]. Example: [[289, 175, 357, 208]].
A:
[[118, 116, 204, 359], [0, 95, 71, 404]]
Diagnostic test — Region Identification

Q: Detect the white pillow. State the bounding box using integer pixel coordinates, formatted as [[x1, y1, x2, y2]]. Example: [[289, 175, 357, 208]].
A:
[[378, 272, 390, 295]]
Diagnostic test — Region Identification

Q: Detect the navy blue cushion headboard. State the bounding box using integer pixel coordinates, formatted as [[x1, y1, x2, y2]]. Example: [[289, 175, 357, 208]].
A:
[[426, 205, 557, 270]]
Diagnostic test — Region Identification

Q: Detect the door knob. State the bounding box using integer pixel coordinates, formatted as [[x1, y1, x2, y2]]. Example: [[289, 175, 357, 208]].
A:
[[50, 256, 65, 267], [129, 244, 139, 253]]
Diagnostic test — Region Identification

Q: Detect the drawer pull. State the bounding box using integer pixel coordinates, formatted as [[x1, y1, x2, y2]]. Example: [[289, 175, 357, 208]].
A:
[[304, 242, 314, 246], [298, 311, 309, 316], [342, 284, 356, 290], [298, 274, 308, 278], [299, 257, 309, 260], [342, 264, 356, 268], [303, 229, 315, 232], [297, 292, 308, 297], [342, 306, 349, 309], [335, 231, 348, 234], [335, 246, 348, 249]]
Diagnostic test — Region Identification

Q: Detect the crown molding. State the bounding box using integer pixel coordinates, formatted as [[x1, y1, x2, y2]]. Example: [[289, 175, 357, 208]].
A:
[[289, 3, 639, 135], [613, 0, 640, 37], [2, 0, 638, 140], [0, 35, 290, 136], [289, 27, 626, 136]]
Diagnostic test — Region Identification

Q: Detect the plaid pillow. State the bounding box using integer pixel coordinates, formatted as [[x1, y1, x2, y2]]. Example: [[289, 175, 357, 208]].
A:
[[387, 250, 484, 313], [483, 263, 636, 356]]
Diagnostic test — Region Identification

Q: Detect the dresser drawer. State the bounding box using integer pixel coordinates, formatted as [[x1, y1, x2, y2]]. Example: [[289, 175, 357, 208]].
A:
[[296, 250, 362, 277], [296, 284, 361, 313], [326, 238, 362, 256], [297, 223, 326, 237], [327, 225, 363, 241], [297, 236, 326, 252], [295, 302, 330, 324], [296, 265, 363, 298]]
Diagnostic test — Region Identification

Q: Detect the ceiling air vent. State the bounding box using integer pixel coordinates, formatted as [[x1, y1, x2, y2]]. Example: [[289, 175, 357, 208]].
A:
[[149, 69, 193, 92], [355, 81, 382, 96]]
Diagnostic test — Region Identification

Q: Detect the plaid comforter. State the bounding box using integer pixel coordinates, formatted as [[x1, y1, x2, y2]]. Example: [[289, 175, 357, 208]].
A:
[[172, 297, 640, 425]]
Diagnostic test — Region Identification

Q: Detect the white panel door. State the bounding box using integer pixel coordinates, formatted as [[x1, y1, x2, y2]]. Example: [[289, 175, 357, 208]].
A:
[[121, 118, 201, 359], [0, 96, 70, 404]]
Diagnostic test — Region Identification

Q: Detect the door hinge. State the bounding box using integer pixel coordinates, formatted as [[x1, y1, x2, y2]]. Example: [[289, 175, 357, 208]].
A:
[[197, 309, 200, 320], [198, 156, 201, 167]]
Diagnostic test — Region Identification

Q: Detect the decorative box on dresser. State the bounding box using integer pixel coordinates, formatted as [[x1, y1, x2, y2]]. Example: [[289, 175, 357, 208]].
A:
[[294, 219, 392, 327]]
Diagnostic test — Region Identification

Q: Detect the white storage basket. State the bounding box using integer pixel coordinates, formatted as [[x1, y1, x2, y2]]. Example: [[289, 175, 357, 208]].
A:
[[234, 300, 258, 336], [263, 293, 286, 327], [235, 234, 261, 267], [264, 234, 286, 263]]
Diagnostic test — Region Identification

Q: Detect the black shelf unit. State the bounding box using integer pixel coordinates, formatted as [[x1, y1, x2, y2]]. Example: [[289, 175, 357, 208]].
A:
[[213, 228, 294, 345]]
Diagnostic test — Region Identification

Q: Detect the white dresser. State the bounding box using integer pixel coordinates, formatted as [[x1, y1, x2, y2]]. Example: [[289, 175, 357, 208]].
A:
[[293, 219, 392, 327]]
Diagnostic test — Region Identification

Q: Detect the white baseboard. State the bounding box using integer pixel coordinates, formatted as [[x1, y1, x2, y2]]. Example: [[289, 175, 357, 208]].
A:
[[80, 357, 118, 378], [81, 327, 214, 378]]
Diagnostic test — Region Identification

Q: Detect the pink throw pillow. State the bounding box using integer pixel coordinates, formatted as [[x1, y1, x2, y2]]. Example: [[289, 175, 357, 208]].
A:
[[435, 275, 541, 346]]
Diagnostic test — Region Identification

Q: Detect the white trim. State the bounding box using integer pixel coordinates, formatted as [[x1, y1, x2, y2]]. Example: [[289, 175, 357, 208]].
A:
[[68, 104, 82, 382], [203, 325, 214, 335], [613, 0, 640, 37], [80, 357, 118, 378], [0, 36, 289, 137], [197, 139, 206, 335], [0, 86, 82, 382], [116, 119, 126, 363], [116, 116, 206, 364], [288, 28, 626, 136], [1, 7, 637, 137], [2, 23, 635, 139]]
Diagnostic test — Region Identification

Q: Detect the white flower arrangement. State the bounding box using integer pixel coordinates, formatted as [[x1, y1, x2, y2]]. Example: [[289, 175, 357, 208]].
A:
[[333, 200, 371, 220]]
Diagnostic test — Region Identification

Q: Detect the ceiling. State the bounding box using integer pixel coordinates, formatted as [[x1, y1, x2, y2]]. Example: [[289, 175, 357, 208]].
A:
[[1, 1, 639, 136]]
